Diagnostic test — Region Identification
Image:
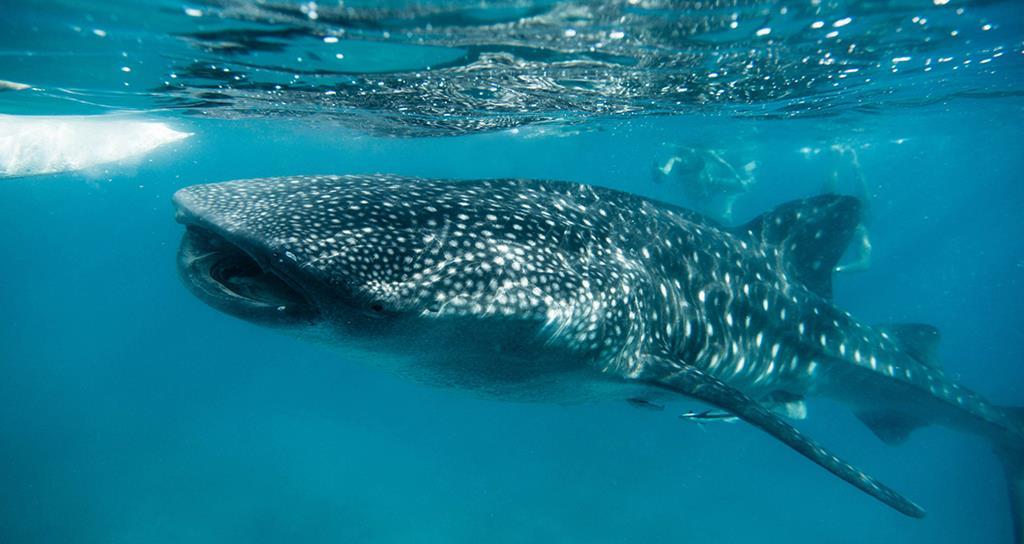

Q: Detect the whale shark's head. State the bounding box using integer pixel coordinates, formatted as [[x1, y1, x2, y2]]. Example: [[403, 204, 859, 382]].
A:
[[174, 188, 320, 330], [172, 175, 601, 355], [174, 175, 448, 334]]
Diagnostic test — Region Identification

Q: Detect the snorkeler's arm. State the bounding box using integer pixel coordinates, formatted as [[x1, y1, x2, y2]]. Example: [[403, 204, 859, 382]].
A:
[[707, 149, 755, 187], [655, 156, 682, 176], [834, 224, 872, 273], [706, 150, 739, 175]]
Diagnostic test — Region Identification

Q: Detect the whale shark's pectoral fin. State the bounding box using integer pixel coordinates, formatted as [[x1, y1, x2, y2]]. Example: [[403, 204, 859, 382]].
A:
[[639, 359, 925, 519]]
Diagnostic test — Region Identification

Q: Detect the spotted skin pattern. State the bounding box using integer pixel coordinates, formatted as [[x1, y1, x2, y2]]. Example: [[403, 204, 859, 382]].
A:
[[174, 174, 1023, 528]]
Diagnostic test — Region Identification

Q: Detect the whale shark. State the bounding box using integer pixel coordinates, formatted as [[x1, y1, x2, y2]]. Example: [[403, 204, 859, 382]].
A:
[[173, 174, 1024, 541]]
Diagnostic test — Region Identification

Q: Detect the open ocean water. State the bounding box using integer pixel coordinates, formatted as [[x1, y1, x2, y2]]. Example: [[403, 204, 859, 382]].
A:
[[1, 1, 1022, 543]]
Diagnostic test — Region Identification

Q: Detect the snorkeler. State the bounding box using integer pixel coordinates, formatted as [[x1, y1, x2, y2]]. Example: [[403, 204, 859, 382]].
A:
[[652, 145, 757, 223]]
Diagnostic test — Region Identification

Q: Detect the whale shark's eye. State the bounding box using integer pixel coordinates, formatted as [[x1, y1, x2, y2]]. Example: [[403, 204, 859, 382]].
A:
[[370, 303, 385, 313]]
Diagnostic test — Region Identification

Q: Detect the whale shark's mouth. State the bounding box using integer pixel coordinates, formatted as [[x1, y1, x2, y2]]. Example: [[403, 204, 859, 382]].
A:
[[176, 225, 317, 325]]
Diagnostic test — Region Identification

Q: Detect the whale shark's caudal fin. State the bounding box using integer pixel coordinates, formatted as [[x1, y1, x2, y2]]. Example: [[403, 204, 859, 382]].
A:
[[997, 408, 1024, 544], [735, 194, 862, 299], [1002, 447, 1023, 544], [642, 357, 926, 518]]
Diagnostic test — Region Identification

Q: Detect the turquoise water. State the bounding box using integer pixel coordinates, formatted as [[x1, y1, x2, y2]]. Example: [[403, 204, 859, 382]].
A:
[[2, 1, 1023, 543]]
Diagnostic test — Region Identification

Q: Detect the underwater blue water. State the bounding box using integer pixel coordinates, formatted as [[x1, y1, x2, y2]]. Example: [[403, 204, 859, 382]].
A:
[[2, 1, 1023, 543]]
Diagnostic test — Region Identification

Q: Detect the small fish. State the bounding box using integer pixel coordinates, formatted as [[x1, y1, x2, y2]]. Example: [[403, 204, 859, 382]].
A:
[[627, 397, 665, 411], [679, 410, 739, 424]]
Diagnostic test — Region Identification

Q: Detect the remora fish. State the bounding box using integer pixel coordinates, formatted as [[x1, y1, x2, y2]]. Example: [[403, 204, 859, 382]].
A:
[[173, 175, 1024, 540], [679, 409, 739, 425]]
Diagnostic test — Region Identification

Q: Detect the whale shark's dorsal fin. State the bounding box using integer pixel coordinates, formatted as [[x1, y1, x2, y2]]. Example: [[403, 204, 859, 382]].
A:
[[880, 323, 942, 367], [640, 357, 926, 519], [736, 194, 862, 299]]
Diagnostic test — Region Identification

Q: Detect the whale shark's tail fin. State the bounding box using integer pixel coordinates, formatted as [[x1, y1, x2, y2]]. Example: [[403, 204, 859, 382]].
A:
[[1001, 447, 1023, 544], [735, 194, 862, 300], [997, 407, 1024, 544]]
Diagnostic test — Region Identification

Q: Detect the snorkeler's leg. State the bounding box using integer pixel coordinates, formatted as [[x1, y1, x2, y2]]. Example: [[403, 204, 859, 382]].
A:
[[823, 160, 841, 193], [721, 193, 739, 224], [847, 148, 871, 214], [835, 224, 873, 273], [833, 147, 874, 273]]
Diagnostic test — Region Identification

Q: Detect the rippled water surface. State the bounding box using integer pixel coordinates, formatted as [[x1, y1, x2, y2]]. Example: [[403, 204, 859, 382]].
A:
[[3, 0, 1022, 133]]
